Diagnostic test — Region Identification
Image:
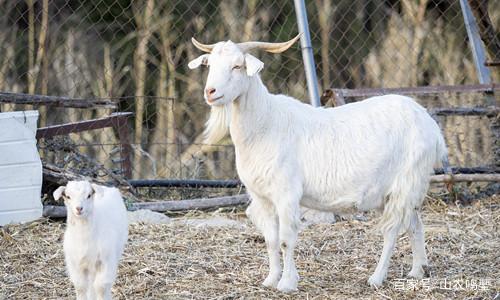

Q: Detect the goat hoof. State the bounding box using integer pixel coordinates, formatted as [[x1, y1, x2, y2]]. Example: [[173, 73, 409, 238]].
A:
[[368, 274, 384, 288], [407, 267, 424, 279], [277, 278, 298, 293], [262, 274, 280, 288]]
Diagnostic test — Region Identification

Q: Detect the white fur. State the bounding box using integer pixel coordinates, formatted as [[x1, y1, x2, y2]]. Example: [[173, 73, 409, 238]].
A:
[[189, 40, 447, 292], [53, 181, 128, 300], [204, 103, 232, 144]]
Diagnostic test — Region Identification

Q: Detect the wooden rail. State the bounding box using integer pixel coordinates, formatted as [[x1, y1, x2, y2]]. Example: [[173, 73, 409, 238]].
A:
[[0, 91, 117, 109], [430, 106, 499, 117], [36, 112, 133, 178], [321, 83, 499, 106], [43, 194, 250, 217]]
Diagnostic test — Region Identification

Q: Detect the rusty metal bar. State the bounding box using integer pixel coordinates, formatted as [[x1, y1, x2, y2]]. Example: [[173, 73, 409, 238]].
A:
[[0, 91, 117, 109], [36, 112, 133, 139], [332, 83, 498, 99]]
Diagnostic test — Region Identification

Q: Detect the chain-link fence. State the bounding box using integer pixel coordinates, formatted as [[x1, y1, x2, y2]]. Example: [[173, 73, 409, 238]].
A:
[[0, 0, 498, 183]]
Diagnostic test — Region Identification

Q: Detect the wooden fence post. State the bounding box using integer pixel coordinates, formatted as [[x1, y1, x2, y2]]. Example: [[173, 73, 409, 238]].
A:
[[112, 113, 133, 179]]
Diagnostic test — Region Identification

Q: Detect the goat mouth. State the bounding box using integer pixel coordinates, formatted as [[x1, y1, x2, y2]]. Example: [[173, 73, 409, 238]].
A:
[[207, 95, 223, 104]]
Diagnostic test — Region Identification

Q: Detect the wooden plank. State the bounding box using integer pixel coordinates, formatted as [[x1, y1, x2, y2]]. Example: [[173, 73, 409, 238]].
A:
[[112, 114, 132, 179], [42, 205, 66, 218], [431, 173, 500, 183], [0, 92, 117, 109], [36, 112, 132, 139], [129, 194, 250, 212], [434, 166, 500, 174], [128, 179, 242, 188], [431, 106, 499, 117], [333, 83, 498, 99], [43, 194, 251, 218], [42, 163, 87, 185]]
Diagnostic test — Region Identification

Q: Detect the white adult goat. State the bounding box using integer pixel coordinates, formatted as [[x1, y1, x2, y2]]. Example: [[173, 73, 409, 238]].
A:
[[54, 181, 128, 300], [188, 35, 447, 292]]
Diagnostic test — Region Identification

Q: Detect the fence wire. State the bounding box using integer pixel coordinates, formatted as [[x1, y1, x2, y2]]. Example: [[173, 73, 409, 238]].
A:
[[0, 0, 498, 182]]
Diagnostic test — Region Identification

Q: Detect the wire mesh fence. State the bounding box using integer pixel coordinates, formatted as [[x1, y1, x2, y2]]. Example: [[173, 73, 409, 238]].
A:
[[0, 0, 498, 183]]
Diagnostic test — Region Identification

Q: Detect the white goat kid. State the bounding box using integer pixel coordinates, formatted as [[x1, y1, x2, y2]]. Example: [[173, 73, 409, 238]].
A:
[[53, 181, 128, 300], [188, 35, 447, 292]]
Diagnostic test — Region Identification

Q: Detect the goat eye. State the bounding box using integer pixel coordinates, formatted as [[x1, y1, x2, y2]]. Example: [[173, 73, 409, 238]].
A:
[[232, 65, 242, 70]]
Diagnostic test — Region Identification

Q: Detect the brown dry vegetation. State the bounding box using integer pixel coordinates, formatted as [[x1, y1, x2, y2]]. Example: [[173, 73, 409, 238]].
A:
[[1, 195, 499, 299]]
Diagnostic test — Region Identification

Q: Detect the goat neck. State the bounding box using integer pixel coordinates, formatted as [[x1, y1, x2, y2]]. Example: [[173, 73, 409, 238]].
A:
[[230, 75, 271, 145]]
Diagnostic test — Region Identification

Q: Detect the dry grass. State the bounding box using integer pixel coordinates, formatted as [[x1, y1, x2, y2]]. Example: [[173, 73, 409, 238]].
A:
[[1, 195, 499, 299]]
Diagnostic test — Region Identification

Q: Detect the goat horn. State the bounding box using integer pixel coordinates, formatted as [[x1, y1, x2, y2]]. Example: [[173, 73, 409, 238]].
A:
[[237, 33, 302, 54], [191, 37, 216, 53]]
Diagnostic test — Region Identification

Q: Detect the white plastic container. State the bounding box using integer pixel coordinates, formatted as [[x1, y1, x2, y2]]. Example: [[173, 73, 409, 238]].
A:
[[0, 110, 42, 225]]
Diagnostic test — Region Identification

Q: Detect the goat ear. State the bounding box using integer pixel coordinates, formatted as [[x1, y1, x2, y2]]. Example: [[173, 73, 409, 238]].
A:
[[90, 183, 104, 198], [188, 54, 210, 69], [244, 54, 264, 76], [53, 186, 66, 201]]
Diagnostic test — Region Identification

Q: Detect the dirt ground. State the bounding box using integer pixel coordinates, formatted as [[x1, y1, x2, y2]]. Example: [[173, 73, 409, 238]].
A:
[[1, 195, 499, 299]]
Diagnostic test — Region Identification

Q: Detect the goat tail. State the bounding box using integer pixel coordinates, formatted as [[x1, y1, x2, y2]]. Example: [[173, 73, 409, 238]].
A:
[[436, 132, 450, 174], [436, 133, 455, 195]]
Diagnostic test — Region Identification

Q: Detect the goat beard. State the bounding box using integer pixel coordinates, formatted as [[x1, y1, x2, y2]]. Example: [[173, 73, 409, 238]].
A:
[[204, 102, 232, 145]]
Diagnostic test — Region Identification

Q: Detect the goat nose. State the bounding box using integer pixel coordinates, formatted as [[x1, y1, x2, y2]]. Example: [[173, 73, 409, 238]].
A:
[[205, 87, 216, 96], [76, 206, 83, 213]]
